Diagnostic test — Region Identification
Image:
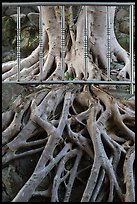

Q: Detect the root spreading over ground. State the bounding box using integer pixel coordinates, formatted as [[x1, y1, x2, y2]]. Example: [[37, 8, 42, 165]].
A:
[[2, 84, 135, 202], [2, 5, 135, 202]]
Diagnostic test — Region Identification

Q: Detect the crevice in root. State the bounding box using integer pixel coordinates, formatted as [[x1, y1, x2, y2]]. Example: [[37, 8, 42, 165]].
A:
[[45, 58, 56, 80]]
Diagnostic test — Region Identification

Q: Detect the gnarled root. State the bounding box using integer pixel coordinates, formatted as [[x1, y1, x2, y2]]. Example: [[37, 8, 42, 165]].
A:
[[2, 84, 135, 202]]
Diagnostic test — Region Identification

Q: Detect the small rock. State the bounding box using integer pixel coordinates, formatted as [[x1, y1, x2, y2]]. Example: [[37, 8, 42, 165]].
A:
[[2, 165, 23, 199], [119, 19, 129, 35], [116, 8, 128, 21]]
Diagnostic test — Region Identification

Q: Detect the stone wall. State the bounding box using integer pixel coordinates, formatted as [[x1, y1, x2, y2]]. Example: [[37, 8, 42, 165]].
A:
[[2, 5, 39, 16], [115, 6, 135, 52], [2, 8, 39, 62]]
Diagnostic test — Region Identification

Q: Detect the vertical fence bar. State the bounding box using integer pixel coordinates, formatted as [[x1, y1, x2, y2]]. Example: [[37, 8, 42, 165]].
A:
[[106, 6, 111, 80], [17, 6, 21, 81], [39, 6, 43, 82], [61, 5, 65, 79], [84, 6, 88, 80], [129, 5, 134, 95]]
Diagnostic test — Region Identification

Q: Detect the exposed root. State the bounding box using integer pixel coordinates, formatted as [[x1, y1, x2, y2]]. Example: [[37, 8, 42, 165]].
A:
[[2, 6, 132, 82], [2, 5, 134, 202], [123, 144, 135, 202], [2, 84, 135, 202]]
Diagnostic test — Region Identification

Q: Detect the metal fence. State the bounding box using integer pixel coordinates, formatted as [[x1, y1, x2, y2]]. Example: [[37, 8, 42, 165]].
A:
[[2, 2, 135, 94]]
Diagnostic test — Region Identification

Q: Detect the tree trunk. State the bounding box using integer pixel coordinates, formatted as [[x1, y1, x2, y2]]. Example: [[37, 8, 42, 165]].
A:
[[2, 6, 135, 202]]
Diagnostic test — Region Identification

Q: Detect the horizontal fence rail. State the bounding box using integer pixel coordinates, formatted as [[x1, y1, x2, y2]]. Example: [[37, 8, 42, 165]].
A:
[[2, 80, 135, 85], [2, 2, 135, 6], [2, 2, 135, 95]]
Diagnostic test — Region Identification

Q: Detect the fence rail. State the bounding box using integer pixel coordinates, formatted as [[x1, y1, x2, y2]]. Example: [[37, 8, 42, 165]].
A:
[[2, 2, 135, 95], [2, 2, 135, 6]]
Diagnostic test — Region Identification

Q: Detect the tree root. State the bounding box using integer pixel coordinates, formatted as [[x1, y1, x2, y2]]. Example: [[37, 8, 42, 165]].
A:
[[2, 6, 134, 202], [2, 84, 135, 202], [2, 6, 133, 82]]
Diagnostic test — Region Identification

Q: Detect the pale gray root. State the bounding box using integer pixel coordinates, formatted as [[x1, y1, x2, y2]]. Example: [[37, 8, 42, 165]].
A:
[[12, 143, 71, 202], [2, 95, 34, 146], [81, 100, 124, 202], [2, 30, 48, 81], [2, 84, 135, 202], [2, 5, 134, 203], [123, 144, 135, 202], [11, 89, 72, 202], [51, 148, 82, 202], [2, 6, 131, 82], [63, 149, 83, 202], [88, 6, 131, 80], [90, 167, 106, 202]]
